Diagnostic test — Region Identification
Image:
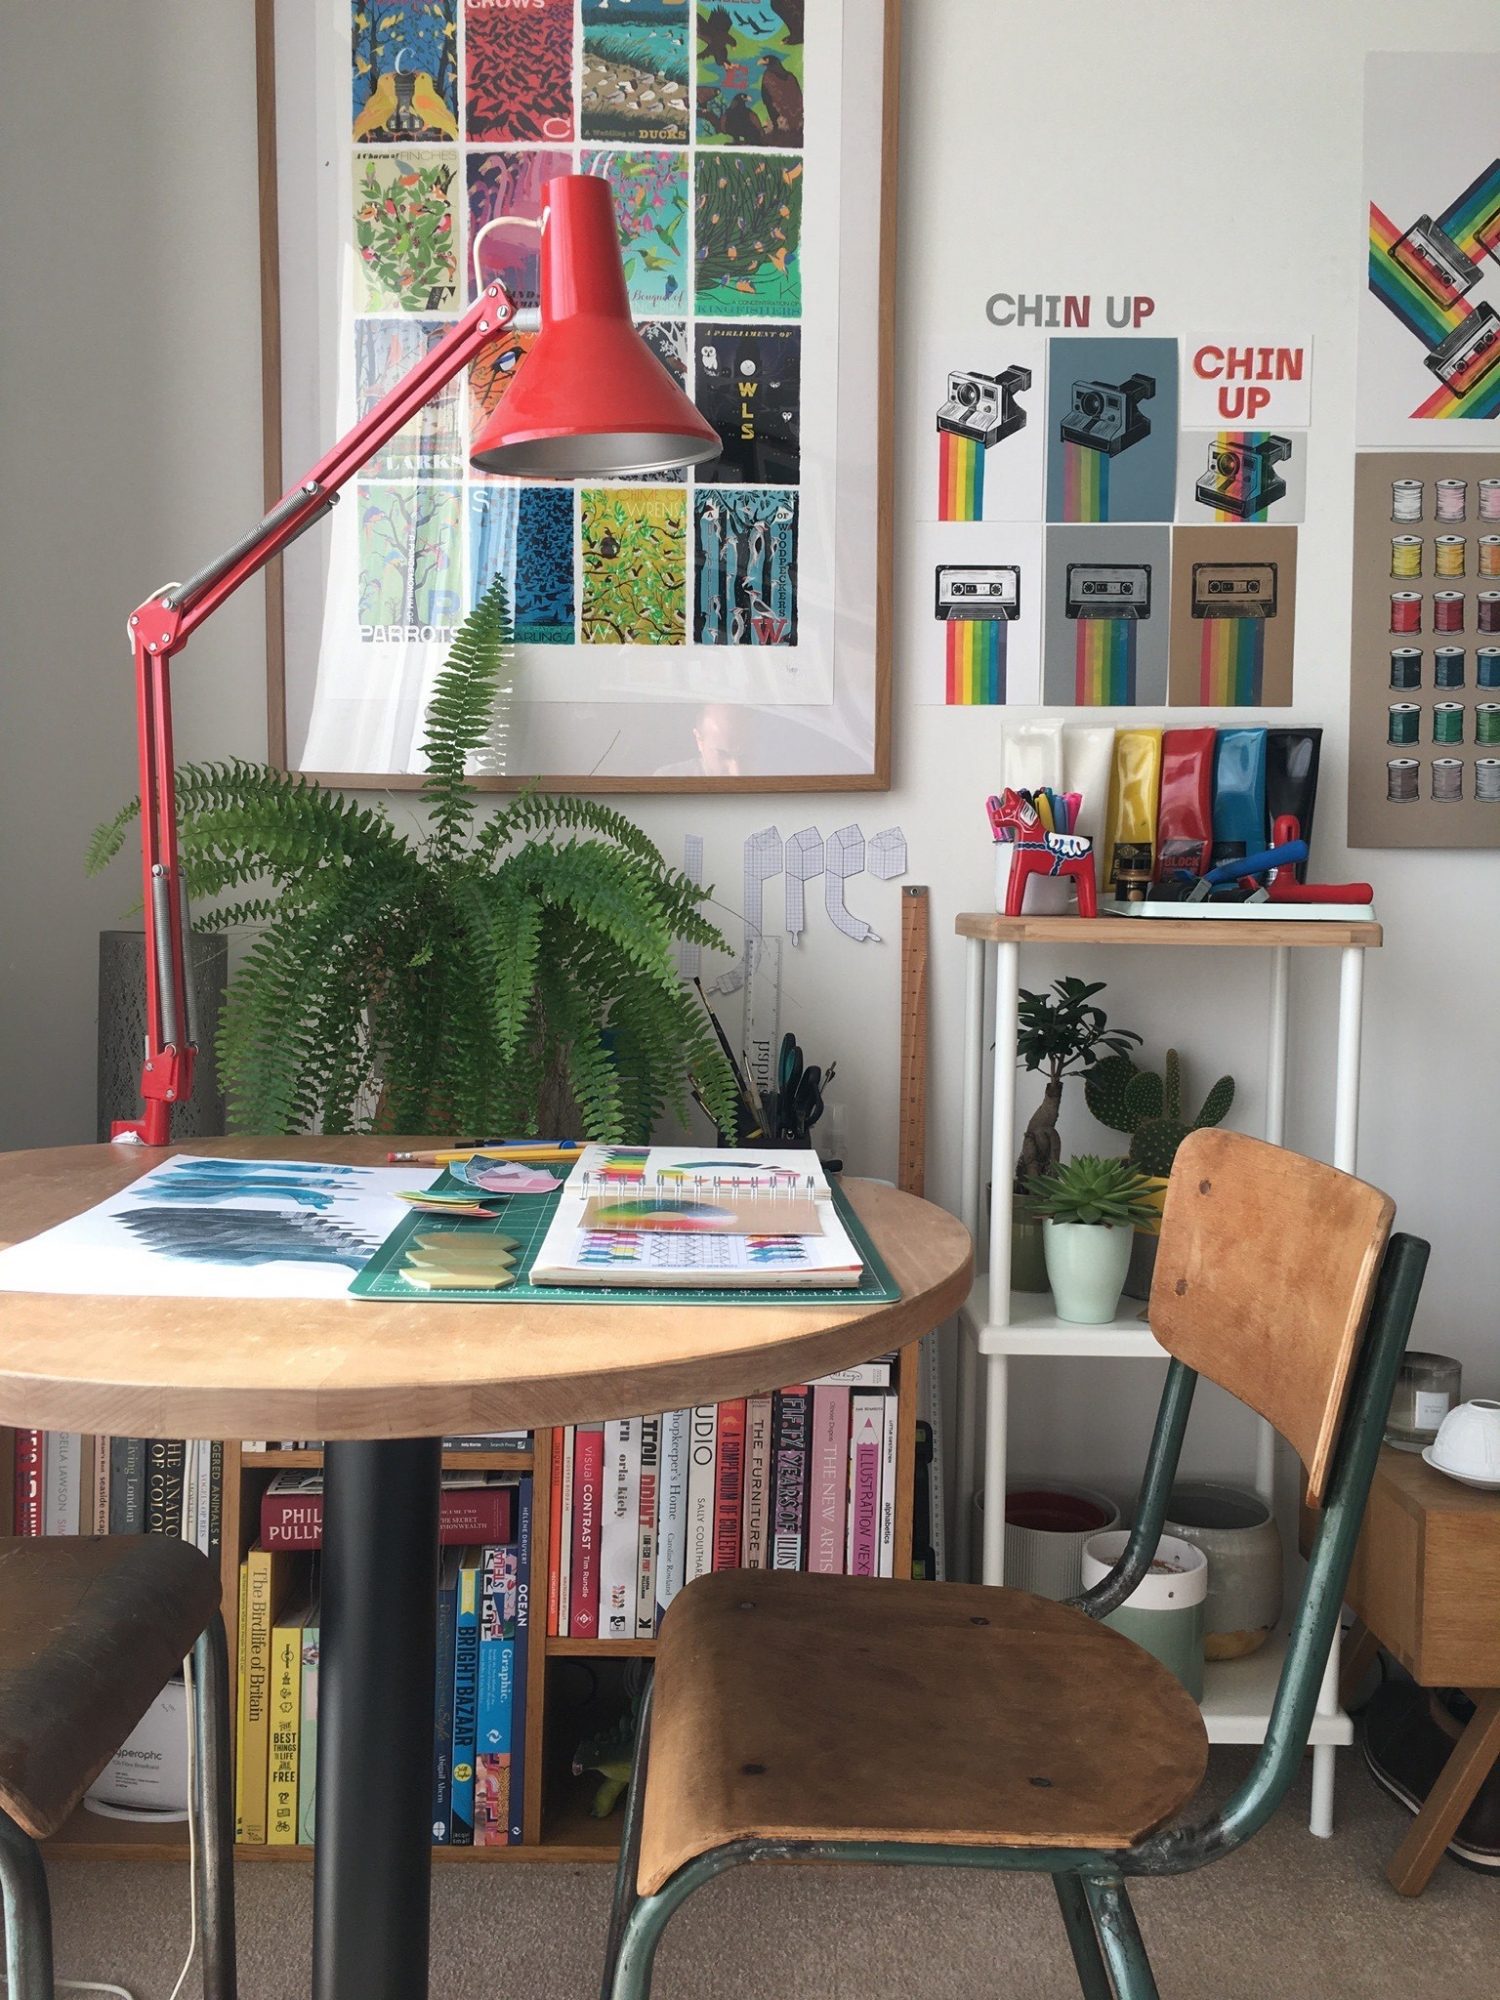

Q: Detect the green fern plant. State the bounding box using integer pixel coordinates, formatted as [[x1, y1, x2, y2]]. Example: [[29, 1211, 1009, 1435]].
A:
[[89, 577, 737, 1141]]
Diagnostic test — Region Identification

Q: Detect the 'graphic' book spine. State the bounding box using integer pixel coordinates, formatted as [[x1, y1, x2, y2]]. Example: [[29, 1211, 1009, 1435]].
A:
[[771, 1388, 811, 1571], [654, 1410, 690, 1628], [809, 1385, 851, 1574], [741, 1395, 773, 1567], [508, 1475, 533, 1845], [635, 1415, 660, 1638], [684, 1405, 718, 1584], [713, 1400, 746, 1570], [476, 1540, 517, 1847]]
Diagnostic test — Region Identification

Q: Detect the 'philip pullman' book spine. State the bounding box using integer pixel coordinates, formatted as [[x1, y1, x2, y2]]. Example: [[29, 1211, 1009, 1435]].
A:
[[145, 1440, 186, 1538]]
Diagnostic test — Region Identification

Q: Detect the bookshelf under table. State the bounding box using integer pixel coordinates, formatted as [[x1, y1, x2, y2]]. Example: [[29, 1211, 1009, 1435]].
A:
[[0, 1140, 965, 1944], [952, 911, 1384, 1841]]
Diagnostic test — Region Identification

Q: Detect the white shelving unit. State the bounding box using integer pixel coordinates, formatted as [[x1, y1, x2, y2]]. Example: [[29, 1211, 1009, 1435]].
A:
[[951, 911, 1384, 1836]]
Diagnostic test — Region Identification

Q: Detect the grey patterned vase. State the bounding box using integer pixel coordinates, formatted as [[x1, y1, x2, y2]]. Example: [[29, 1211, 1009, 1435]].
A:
[[97, 930, 228, 1140]]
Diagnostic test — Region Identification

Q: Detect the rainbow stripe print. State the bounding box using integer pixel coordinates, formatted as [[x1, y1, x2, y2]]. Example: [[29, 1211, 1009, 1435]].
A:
[[1199, 617, 1265, 704], [1061, 441, 1109, 521], [945, 617, 1007, 705], [1368, 202, 1500, 421], [1073, 619, 1137, 704], [938, 429, 985, 519]]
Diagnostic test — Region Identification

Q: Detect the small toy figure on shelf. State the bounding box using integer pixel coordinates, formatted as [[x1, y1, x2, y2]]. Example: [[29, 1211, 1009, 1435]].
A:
[[986, 788, 1098, 918]]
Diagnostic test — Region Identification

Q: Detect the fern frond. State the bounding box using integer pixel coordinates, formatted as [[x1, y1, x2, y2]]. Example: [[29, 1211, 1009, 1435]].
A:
[[421, 575, 513, 859]]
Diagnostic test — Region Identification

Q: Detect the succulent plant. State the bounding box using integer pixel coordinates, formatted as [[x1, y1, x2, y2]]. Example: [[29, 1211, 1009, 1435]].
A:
[[1084, 1048, 1236, 1179], [1022, 1155, 1162, 1229]]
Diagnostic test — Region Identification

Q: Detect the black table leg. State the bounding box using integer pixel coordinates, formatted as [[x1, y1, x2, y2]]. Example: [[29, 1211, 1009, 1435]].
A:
[[313, 1438, 442, 2000]]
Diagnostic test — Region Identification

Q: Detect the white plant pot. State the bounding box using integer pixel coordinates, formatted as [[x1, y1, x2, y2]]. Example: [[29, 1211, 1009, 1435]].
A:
[[1042, 1219, 1133, 1325]]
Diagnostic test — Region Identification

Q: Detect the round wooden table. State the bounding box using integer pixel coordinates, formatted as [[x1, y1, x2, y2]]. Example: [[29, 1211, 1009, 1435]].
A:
[[0, 1139, 971, 2000]]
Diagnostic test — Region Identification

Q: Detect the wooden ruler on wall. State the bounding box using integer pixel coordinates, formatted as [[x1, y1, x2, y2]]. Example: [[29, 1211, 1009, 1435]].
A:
[[898, 885, 929, 1197]]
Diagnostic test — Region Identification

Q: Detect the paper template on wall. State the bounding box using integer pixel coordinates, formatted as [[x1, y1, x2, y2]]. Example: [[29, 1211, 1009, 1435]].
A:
[[1175, 432, 1306, 525], [1348, 451, 1500, 849], [823, 824, 880, 942], [1359, 55, 1500, 449], [1045, 337, 1179, 523], [1042, 525, 1172, 706], [910, 520, 1043, 706], [920, 335, 1047, 522], [743, 825, 783, 954], [1167, 525, 1298, 707]]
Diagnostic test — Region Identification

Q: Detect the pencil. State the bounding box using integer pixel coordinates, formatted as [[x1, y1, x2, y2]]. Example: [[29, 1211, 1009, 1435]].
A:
[[386, 1143, 580, 1166]]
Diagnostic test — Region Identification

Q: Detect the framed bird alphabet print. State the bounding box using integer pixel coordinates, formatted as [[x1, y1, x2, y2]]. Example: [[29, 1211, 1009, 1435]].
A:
[[257, 0, 898, 791]]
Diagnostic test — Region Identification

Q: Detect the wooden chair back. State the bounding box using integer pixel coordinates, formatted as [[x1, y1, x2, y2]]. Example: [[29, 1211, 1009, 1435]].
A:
[[1149, 1130, 1395, 1505]]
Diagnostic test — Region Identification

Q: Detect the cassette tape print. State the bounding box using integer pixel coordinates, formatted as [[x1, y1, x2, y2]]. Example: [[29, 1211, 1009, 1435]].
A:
[[911, 520, 1041, 706], [1168, 525, 1298, 706], [1043, 525, 1171, 706]]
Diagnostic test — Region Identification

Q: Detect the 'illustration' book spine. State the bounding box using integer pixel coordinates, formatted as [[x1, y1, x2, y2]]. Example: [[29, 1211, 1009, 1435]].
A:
[[546, 1433, 564, 1636], [878, 1392, 899, 1578], [267, 1607, 305, 1845], [569, 1425, 604, 1638], [599, 1419, 641, 1639], [145, 1439, 185, 1538], [809, 1385, 851, 1574], [848, 1395, 882, 1578], [90, 1436, 111, 1535], [713, 1400, 746, 1571], [557, 1426, 575, 1638], [684, 1404, 718, 1584], [635, 1415, 660, 1637], [654, 1410, 690, 1628], [771, 1387, 811, 1571], [431, 1548, 461, 1845], [297, 1613, 319, 1847], [507, 1474, 533, 1844], [43, 1431, 83, 1535], [109, 1438, 146, 1533], [741, 1395, 773, 1567], [449, 1549, 483, 1845], [476, 1542, 517, 1847], [12, 1431, 43, 1536], [236, 1548, 277, 1843]]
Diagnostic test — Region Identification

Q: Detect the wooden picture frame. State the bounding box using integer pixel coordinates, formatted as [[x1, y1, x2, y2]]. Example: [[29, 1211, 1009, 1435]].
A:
[[255, 0, 898, 793]]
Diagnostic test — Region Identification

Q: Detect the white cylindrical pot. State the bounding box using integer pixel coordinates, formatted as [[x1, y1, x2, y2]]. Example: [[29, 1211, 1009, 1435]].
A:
[[1081, 1530, 1209, 1698], [1042, 1219, 1133, 1324], [1164, 1482, 1283, 1660], [1002, 1479, 1122, 1600]]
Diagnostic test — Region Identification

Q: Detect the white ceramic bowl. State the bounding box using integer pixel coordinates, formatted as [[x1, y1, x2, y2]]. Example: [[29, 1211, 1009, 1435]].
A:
[[1429, 1398, 1500, 1482]]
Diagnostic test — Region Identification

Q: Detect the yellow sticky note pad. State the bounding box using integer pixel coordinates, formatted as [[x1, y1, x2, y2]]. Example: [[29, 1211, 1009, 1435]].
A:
[[400, 1264, 515, 1291]]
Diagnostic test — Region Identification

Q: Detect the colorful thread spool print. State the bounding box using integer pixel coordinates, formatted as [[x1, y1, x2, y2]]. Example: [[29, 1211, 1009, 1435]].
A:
[[1480, 591, 1500, 634], [1432, 757, 1464, 801], [1436, 535, 1467, 578], [1434, 591, 1465, 633], [1391, 536, 1423, 578], [1436, 479, 1467, 523], [1391, 591, 1422, 633], [1387, 758, 1419, 802], [1477, 758, 1500, 800], [1388, 703, 1421, 744], [1433, 701, 1465, 743], [1480, 647, 1500, 687], [1481, 478, 1500, 522], [1478, 703, 1500, 744], [1481, 537, 1500, 576], [1434, 646, 1465, 688], [1392, 479, 1423, 523], [1390, 647, 1422, 688]]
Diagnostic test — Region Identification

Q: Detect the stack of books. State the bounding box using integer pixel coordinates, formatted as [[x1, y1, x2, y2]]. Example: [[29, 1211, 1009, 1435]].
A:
[[548, 1356, 898, 1640], [234, 1473, 533, 1848], [10, 1430, 222, 1554]]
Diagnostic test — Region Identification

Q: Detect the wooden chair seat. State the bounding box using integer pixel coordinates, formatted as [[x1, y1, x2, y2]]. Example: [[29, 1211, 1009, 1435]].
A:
[[638, 1569, 1209, 1895], [0, 1535, 220, 1838]]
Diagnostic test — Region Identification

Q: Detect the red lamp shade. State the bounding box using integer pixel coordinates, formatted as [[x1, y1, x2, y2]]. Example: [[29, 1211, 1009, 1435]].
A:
[[470, 174, 720, 478]]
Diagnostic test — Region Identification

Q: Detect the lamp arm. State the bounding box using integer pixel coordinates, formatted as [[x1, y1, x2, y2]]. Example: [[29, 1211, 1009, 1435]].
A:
[[115, 283, 518, 1144]]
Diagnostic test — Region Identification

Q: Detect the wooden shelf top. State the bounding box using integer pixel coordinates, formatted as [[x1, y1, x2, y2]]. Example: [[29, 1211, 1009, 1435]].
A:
[[955, 913, 1383, 948]]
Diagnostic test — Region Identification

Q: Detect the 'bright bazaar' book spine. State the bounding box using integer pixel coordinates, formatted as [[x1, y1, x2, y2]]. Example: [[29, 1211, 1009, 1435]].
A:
[[449, 1550, 482, 1845], [599, 1419, 640, 1640], [90, 1436, 111, 1534], [684, 1405, 717, 1584], [109, 1438, 146, 1533], [546, 1433, 564, 1636], [43, 1432, 83, 1535], [236, 1549, 276, 1843], [569, 1425, 604, 1638], [741, 1395, 773, 1567], [267, 1609, 304, 1844], [771, 1388, 811, 1571], [654, 1410, 690, 1628], [557, 1426, 575, 1638], [848, 1395, 882, 1578], [508, 1475, 533, 1844], [809, 1385, 851, 1574], [713, 1400, 746, 1571], [431, 1549, 461, 1844], [260, 1482, 514, 1550], [878, 1392, 899, 1578], [476, 1540, 517, 1847], [297, 1616, 319, 1846], [635, 1416, 660, 1638], [145, 1440, 185, 1538], [12, 1432, 43, 1536]]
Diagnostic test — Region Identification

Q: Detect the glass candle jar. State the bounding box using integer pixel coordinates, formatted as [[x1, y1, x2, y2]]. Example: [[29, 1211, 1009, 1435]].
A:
[[1385, 1350, 1463, 1451]]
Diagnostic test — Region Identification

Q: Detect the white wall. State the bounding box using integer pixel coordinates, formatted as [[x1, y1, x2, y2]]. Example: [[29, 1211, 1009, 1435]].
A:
[[3, 3, 1496, 1493]]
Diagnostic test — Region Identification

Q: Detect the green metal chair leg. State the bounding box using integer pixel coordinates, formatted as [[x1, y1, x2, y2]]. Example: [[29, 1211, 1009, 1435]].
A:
[[1053, 1870, 1117, 2000], [0, 1809, 55, 2000], [1081, 1875, 1159, 2000], [600, 1674, 654, 2000]]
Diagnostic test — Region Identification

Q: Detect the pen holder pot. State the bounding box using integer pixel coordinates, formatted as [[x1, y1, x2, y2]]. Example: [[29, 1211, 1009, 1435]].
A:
[[995, 843, 1074, 916], [1080, 1531, 1208, 1698]]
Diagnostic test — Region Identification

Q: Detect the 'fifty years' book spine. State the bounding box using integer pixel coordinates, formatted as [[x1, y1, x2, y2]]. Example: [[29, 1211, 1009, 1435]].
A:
[[771, 1388, 811, 1571]]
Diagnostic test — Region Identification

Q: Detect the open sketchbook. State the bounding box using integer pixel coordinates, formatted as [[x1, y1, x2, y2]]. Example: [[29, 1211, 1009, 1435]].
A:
[[529, 1145, 864, 1289]]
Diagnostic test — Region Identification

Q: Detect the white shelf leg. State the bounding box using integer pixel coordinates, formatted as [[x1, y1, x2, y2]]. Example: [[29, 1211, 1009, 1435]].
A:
[[1257, 947, 1291, 1505], [954, 1320, 979, 1583], [1310, 1741, 1337, 1840], [952, 939, 987, 1584], [981, 1354, 1009, 1586], [1333, 947, 1365, 1174]]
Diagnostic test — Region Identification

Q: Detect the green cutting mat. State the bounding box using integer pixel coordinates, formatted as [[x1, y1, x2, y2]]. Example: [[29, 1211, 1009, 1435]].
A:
[[349, 1170, 900, 1307]]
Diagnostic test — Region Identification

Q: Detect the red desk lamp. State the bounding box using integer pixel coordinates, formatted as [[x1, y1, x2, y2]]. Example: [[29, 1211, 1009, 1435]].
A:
[[115, 172, 719, 1145]]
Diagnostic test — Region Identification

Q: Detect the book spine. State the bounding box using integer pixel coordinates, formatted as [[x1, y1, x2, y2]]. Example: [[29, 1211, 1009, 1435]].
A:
[[546, 1433, 564, 1637], [12, 1431, 43, 1536], [654, 1410, 690, 1628], [109, 1438, 146, 1534], [712, 1400, 746, 1571], [878, 1391, 898, 1579], [848, 1394, 882, 1578], [145, 1439, 185, 1538], [809, 1361, 895, 1388], [180, 1441, 199, 1553], [508, 1475, 533, 1845], [260, 1485, 515, 1550], [741, 1395, 773, 1568], [89, 1437, 110, 1535], [237, 1550, 274, 1843], [770, 1388, 811, 1571], [430, 1551, 460, 1845], [569, 1425, 604, 1638], [206, 1440, 224, 1562], [297, 1621, 319, 1846], [475, 1542, 517, 1847], [449, 1553, 482, 1845], [43, 1432, 83, 1535], [684, 1405, 717, 1584], [267, 1618, 302, 1844], [809, 1385, 851, 1574], [599, 1419, 641, 1640], [557, 1426, 575, 1638], [233, 1560, 251, 1840], [635, 1415, 660, 1638]]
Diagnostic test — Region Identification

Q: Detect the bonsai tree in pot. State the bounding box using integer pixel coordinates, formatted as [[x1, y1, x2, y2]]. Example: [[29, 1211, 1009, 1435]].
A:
[[88, 577, 738, 1141], [1022, 1154, 1161, 1326]]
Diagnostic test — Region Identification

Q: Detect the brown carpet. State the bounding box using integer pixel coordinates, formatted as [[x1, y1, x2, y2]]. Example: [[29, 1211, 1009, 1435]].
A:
[[46, 1751, 1494, 1999]]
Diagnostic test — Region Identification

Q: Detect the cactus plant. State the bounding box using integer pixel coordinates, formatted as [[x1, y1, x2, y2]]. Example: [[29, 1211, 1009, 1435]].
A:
[[1084, 1047, 1235, 1179]]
